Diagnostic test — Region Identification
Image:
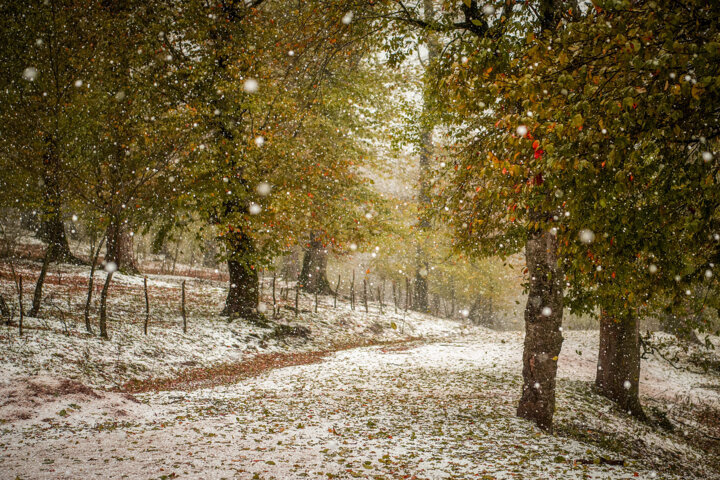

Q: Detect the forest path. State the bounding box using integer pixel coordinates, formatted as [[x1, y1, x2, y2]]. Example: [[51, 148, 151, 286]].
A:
[[0, 330, 706, 479]]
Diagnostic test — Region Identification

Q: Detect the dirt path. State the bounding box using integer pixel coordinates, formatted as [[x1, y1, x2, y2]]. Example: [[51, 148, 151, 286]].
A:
[[0, 331, 716, 479]]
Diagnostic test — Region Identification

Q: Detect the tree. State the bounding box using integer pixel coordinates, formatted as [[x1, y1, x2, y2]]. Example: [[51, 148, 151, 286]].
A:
[[0, 0, 104, 264], [396, 0, 577, 431], [167, 0, 389, 318], [437, 0, 720, 420], [64, 0, 197, 275]]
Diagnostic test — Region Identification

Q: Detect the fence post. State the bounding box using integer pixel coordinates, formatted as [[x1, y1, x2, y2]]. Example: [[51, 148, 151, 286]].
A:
[[181, 280, 187, 334], [363, 278, 368, 313], [99, 271, 114, 339], [143, 276, 150, 335], [350, 270, 355, 311], [405, 277, 411, 312], [334, 274, 340, 308], [295, 281, 300, 318], [18, 276, 23, 336], [272, 273, 277, 318]]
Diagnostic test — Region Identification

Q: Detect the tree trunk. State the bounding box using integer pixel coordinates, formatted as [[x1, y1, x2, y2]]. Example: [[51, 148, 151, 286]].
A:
[[106, 218, 138, 274], [596, 311, 646, 419], [412, 0, 439, 314], [220, 232, 259, 319], [517, 230, 564, 432], [38, 144, 79, 264], [39, 207, 75, 264], [299, 232, 333, 295], [413, 264, 429, 312]]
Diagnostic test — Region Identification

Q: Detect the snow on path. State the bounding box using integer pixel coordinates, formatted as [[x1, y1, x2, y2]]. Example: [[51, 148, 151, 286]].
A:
[[2, 330, 710, 479]]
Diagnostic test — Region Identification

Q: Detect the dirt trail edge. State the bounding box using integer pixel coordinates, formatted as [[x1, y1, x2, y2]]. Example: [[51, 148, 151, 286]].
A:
[[115, 337, 422, 394]]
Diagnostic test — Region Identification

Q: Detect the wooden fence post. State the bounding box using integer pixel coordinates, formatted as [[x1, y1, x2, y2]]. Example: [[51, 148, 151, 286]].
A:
[[181, 280, 187, 334], [272, 273, 277, 318], [333, 274, 340, 308], [99, 271, 114, 339], [350, 270, 355, 311], [143, 276, 150, 335], [18, 276, 23, 336], [405, 277, 411, 312], [29, 248, 51, 317], [295, 281, 300, 318], [363, 278, 368, 313], [84, 236, 106, 334]]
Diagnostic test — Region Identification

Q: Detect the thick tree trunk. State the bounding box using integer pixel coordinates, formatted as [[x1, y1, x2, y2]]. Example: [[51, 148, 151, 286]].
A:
[[106, 218, 138, 274], [221, 232, 259, 319], [39, 160, 79, 264], [39, 209, 74, 263], [299, 232, 333, 295], [596, 311, 646, 419], [517, 230, 564, 432]]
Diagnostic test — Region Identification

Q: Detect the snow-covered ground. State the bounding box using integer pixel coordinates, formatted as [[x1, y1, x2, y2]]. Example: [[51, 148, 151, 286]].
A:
[[1, 260, 719, 479], [0, 261, 462, 391], [1, 329, 719, 479]]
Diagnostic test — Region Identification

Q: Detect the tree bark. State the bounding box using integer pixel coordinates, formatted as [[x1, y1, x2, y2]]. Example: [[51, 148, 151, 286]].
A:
[[220, 231, 259, 319], [596, 311, 646, 419], [412, 0, 440, 314], [106, 218, 138, 274], [517, 230, 564, 432], [38, 143, 79, 264], [299, 232, 333, 295]]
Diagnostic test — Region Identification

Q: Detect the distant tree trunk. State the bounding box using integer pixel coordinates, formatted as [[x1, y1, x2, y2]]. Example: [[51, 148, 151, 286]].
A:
[[660, 298, 703, 345], [516, 230, 564, 432], [106, 217, 138, 274], [299, 232, 333, 295], [221, 231, 259, 319], [596, 311, 646, 419], [28, 247, 52, 317], [469, 295, 495, 328]]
